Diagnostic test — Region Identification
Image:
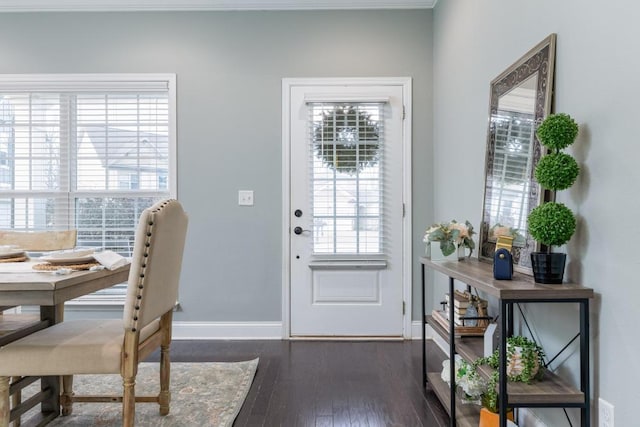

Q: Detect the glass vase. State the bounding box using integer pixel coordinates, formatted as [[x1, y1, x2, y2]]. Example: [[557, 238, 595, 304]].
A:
[[426, 242, 463, 262], [457, 245, 466, 261]]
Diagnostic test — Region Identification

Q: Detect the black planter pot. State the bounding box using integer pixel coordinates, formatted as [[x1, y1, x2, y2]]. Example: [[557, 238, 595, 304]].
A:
[[530, 252, 567, 284]]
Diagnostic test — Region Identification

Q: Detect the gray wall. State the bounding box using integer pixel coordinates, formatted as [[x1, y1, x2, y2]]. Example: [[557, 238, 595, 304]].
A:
[[0, 11, 434, 321], [433, 0, 640, 425], [9, 5, 632, 424]]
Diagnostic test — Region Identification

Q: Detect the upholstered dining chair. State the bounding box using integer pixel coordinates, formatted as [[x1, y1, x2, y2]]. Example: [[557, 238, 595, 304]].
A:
[[0, 229, 77, 312], [0, 229, 77, 252], [0, 199, 188, 427], [0, 228, 78, 426]]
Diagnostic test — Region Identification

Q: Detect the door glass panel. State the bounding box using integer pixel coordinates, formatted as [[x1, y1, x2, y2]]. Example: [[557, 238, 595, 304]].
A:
[[308, 103, 385, 255]]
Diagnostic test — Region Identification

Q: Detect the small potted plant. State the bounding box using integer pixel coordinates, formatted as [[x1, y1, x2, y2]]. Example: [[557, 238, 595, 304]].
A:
[[423, 220, 475, 260], [528, 113, 580, 283], [473, 336, 545, 426], [440, 356, 485, 405], [477, 371, 516, 427]]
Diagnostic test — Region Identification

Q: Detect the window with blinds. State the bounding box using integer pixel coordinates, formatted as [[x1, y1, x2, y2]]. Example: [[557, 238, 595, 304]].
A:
[[489, 110, 535, 233], [308, 102, 386, 255], [0, 74, 176, 304]]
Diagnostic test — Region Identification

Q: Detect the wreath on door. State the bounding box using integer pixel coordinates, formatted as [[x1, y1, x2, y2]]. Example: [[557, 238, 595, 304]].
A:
[[313, 105, 381, 175]]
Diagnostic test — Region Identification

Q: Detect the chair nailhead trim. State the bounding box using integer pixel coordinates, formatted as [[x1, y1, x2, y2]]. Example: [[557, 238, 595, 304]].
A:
[[129, 199, 178, 333]]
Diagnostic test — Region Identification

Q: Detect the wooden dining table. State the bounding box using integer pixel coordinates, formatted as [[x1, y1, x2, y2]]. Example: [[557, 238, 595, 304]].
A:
[[0, 260, 130, 425]]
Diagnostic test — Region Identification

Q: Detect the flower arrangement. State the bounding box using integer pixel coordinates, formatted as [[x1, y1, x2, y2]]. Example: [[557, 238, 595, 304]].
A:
[[424, 220, 475, 257], [489, 223, 525, 246], [441, 356, 485, 404]]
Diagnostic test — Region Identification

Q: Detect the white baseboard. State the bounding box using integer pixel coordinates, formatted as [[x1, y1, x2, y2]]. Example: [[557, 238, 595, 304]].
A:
[[411, 320, 448, 352], [172, 321, 283, 340]]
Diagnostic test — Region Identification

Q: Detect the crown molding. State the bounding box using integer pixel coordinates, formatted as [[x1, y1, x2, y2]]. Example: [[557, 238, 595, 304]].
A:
[[0, 0, 438, 12]]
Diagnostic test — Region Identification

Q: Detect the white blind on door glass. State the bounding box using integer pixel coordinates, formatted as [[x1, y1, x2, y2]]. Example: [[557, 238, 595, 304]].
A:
[[307, 102, 388, 256], [489, 110, 535, 232], [0, 75, 175, 303]]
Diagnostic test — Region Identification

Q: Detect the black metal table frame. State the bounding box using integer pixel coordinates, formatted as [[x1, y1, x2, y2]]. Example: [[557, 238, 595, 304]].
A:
[[421, 264, 591, 427]]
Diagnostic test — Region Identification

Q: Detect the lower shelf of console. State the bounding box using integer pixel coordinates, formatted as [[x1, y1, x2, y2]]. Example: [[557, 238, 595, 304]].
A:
[[427, 372, 479, 427], [426, 315, 585, 405]]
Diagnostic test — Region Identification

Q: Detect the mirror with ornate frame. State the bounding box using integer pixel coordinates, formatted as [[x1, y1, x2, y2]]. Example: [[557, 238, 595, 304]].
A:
[[478, 34, 556, 273]]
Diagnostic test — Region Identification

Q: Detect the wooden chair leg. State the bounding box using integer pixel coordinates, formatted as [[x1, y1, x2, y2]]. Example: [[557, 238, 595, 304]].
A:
[[61, 375, 74, 416], [159, 343, 171, 416], [159, 311, 172, 416], [0, 376, 10, 427], [10, 377, 20, 427], [122, 375, 136, 427]]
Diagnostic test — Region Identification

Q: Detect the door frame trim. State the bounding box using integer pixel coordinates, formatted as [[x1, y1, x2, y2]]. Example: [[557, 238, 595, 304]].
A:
[[281, 77, 413, 339]]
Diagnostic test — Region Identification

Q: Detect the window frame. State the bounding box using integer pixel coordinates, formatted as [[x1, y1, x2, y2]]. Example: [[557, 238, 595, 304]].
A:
[[0, 73, 177, 307]]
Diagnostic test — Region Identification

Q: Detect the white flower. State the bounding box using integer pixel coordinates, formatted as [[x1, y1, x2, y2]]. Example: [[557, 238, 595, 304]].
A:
[[449, 222, 469, 244], [441, 357, 484, 399], [441, 359, 451, 383], [424, 220, 475, 255], [491, 225, 512, 238]]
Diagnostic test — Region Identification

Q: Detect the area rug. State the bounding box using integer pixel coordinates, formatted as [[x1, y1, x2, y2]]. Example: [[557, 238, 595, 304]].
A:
[[30, 359, 258, 427]]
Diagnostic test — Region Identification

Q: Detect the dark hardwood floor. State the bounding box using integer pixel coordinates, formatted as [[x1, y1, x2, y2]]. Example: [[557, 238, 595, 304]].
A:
[[149, 339, 449, 427]]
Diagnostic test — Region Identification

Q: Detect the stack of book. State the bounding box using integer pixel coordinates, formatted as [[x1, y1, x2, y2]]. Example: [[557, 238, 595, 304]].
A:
[[443, 290, 487, 326]]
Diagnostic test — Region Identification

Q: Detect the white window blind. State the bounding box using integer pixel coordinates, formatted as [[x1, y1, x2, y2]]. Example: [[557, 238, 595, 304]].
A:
[[0, 74, 176, 304], [489, 110, 535, 233], [308, 102, 387, 256]]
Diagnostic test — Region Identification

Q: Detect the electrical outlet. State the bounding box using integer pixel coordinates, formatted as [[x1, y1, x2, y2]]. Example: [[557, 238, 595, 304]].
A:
[[238, 190, 254, 206], [599, 398, 614, 427]]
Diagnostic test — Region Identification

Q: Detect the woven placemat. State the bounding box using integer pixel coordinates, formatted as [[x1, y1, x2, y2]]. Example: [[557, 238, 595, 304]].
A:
[[0, 256, 28, 263], [32, 262, 101, 271]]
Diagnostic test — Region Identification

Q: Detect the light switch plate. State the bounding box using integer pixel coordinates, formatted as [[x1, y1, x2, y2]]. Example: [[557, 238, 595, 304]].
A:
[[238, 190, 254, 206]]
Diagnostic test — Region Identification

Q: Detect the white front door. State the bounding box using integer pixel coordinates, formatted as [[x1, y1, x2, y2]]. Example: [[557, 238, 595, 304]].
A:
[[285, 79, 409, 337]]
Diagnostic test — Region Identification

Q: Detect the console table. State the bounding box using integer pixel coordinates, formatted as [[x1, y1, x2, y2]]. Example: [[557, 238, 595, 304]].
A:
[[420, 257, 594, 427]]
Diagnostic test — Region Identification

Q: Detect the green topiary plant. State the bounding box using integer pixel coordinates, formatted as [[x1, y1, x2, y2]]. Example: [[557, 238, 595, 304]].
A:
[[528, 113, 579, 251], [528, 202, 577, 247], [528, 113, 580, 283], [534, 152, 580, 191], [535, 113, 578, 150]]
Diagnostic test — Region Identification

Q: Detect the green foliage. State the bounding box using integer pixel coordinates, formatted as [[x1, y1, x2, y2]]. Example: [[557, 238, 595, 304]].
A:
[[535, 152, 580, 191], [504, 336, 546, 383], [424, 220, 475, 257], [439, 239, 456, 257], [481, 372, 500, 413], [528, 112, 580, 250], [314, 105, 380, 175], [528, 202, 577, 247], [536, 113, 578, 150], [473, 336, 545, 413]]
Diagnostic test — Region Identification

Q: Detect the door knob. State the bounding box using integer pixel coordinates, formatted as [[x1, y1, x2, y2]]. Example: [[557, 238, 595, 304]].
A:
[[293, 226, 310, 235]]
